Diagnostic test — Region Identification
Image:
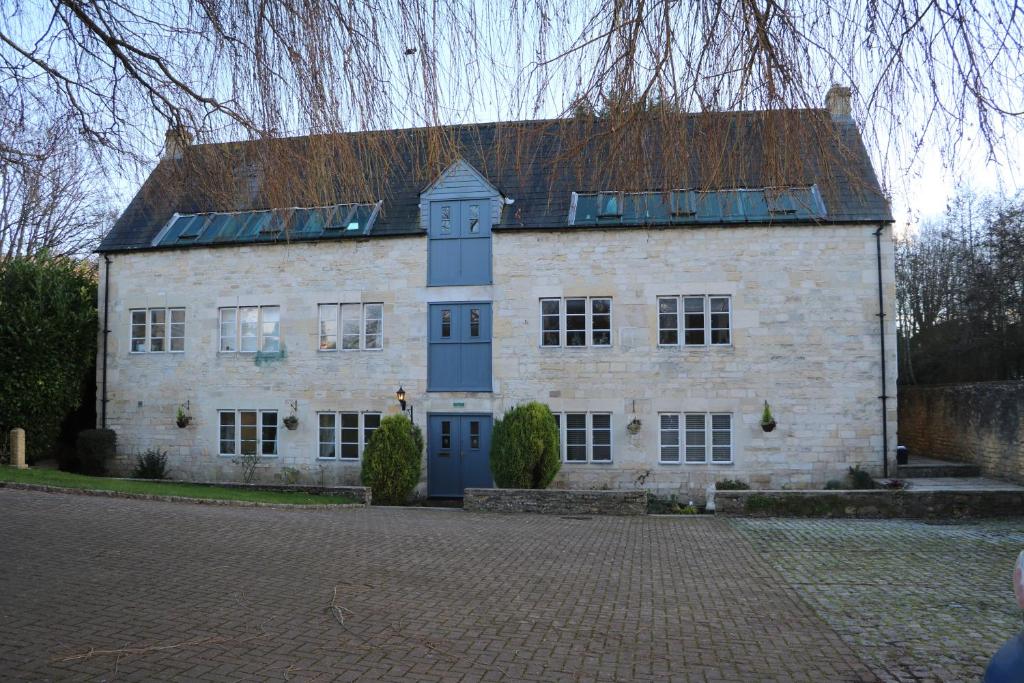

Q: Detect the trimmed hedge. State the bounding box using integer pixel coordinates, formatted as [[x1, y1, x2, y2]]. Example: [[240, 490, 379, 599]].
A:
[[360, 414, 421, 504], [0, 255, 97, 462], [490, 402, 560, 489], [75, 429, 116, 476]]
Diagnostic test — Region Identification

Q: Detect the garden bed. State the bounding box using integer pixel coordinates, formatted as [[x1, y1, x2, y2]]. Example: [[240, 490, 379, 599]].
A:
[[0, 467, 366, 506], [464, 487, 647, 515], [716, 488, 1024, 519]]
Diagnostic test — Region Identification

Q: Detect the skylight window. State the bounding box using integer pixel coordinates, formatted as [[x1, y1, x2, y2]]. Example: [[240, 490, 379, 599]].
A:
[[671, 191, 697, 216], [154, 201, 380, 247], [597, 192, 623, 217], [176, 215, 208, 239], [569, 186, 825, 226]]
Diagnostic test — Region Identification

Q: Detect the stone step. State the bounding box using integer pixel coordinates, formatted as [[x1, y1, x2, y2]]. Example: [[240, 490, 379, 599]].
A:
[[897, 461, 981, 478]]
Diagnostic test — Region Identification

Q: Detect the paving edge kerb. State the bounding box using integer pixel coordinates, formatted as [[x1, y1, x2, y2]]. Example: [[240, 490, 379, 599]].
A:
[[717, 488, 1024, 518], [0, 481, 370, 510], [464, 487, 648, 515]]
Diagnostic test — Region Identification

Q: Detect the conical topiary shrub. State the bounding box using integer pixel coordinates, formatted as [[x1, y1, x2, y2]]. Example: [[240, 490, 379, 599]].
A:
[[361, 414, 422, 504], [490, 402, 560, 489]]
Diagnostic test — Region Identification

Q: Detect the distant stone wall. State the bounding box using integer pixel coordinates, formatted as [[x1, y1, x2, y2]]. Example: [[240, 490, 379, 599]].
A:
[[464, 488, 647, 515], [717, 489, 1024, 519], [899, 381, 1024, 485]]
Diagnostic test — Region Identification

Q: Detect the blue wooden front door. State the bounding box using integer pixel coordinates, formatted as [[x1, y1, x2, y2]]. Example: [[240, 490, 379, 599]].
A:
[[428, 414, 493, 497]]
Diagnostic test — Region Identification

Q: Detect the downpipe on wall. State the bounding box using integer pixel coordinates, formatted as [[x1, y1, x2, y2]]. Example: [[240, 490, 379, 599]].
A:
[[874, 225, 890, 477], [101, 255, 111, 429]]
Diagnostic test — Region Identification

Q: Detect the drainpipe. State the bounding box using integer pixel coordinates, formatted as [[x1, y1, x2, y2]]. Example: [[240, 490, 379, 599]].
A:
[[101, 255, 111, 429], [873, 226, 890, 477]]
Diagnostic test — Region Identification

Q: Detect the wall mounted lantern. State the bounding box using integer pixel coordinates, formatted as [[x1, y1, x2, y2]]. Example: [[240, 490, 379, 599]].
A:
[[396, 386, 413, 421]]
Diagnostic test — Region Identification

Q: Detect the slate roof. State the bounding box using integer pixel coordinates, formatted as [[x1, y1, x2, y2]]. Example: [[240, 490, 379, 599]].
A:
[[99, 110, 892, 252]]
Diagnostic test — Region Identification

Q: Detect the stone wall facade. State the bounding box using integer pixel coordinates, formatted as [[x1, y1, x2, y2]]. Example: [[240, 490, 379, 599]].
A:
[[97, 222, 897, 498], [899, 381, 1024, 485]]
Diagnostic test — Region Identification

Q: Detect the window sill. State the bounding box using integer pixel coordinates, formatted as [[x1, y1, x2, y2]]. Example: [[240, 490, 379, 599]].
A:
[[563, 460, 615, 465], [218, 454, 280, 459], [657, 344, 734, 349], [317, 348, 384, 353], [539, 346, 613, 350], [316, 457, 362, 463]]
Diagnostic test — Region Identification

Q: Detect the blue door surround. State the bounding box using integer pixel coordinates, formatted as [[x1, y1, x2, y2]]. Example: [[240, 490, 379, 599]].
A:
[[427, 413, 493, 497]]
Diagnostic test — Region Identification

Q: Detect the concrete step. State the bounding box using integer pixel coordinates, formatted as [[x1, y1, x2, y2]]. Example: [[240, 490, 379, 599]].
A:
[[897, 460, 981, 478]]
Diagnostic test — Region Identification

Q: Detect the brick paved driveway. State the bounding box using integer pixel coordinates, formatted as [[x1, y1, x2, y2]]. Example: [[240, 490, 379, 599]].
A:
[[1, 489, 871, 682], [0, 489, 1017, 682]]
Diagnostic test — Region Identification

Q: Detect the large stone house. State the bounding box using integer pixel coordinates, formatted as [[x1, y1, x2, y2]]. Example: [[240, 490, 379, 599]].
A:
[[96, 88, 896, 498]]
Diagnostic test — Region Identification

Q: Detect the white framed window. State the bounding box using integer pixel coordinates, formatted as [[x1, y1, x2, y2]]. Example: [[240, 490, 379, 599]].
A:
[[218, 410, 278, 456], [539, 297, 613, 348], [552, 412, 613, 463], [660, 412, 733, 464], [318, 303, 384, 351], [219, 306, 281, 353], [657, 295, 731, 347], [659, 413, 681, 463], [129, 307, 185, 353], [316, 411, 382, 460]]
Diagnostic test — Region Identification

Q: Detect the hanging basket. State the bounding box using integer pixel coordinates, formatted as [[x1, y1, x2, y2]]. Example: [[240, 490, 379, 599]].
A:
[[176, 415, 192, 429], [283, 415, 299, 431], [626, 418, 642, 435], [761, 419, 777, 433]]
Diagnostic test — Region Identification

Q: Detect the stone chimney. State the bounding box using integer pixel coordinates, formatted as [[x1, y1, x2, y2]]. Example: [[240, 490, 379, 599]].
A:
[[825, 85, 852, 121], [163, 126, 193, 160]]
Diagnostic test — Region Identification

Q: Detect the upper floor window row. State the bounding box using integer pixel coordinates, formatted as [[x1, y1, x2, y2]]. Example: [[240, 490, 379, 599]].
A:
[[131, 307, 185, 353], [318, 303, 383, 351], [540, 297, 611, 347], [219, 306, 280, 353], [658, 295, 731, 346]]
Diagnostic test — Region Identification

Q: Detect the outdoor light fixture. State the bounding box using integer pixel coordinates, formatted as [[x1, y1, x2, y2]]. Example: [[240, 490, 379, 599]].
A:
[[395, 386, 414, 421]]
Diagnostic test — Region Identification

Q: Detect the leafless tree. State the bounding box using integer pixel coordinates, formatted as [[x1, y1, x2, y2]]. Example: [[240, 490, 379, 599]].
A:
[[0, 113, 112, 262], [0, 0, 1019, 197], [897, 190, 1024, 384]]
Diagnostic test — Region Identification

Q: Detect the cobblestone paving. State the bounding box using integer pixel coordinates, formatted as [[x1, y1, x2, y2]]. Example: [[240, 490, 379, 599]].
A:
[[0, 489, 876, 682], [732, 518, 1024, 682]]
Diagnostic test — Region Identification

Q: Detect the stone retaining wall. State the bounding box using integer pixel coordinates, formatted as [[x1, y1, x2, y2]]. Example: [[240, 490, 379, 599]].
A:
[[464, 488, 647, 515], [899, 381, 1024, 485], [717, 489, 1024, 519], [130, 479, 372, 505]]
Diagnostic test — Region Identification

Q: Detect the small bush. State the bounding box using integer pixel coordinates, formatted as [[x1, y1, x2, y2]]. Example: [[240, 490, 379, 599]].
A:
[[361, 414, 421, 504], [75, 429, 116, 475], [716, 478, 750, 490], [847, 465, 876, 490], [278, 466, 301, 485], [132, 449, 169, 479], [825, 479, 844, 490], [232, 451, 262, 484], [490, 402, 560, 489]]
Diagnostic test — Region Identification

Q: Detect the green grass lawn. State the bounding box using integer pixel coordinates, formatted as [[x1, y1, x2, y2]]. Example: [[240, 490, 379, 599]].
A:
[[0, 466, 358, 505]]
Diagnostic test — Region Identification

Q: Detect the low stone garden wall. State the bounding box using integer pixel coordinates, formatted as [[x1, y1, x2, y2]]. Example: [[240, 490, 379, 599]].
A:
[[464, 488, 647, 515], [717, 489, 1024, 519], [133, 479, 373, 505]]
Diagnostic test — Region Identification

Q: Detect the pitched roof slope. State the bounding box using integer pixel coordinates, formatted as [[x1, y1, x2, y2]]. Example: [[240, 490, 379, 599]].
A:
[[99, 111, 892, 252]]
